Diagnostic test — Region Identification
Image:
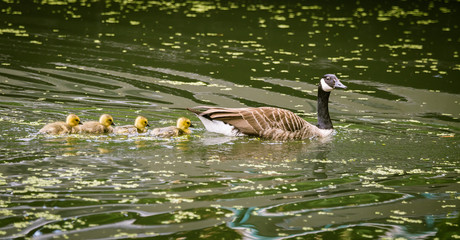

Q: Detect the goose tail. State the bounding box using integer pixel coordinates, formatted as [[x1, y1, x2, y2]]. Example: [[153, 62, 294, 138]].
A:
[[186, 107, 203, 115], [186, 107, 244, 136]]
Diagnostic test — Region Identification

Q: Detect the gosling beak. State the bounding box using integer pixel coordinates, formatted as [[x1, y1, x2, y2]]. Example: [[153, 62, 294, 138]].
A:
[[111, 122, 115, 126], [334, 80, 347, 89], [190, 123, 194, 127], [147, 124, 150, 127], [79, 122, 83, 125]]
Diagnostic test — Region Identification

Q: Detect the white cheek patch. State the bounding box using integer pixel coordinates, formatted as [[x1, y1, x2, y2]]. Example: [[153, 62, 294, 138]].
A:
[[320, 78, 334, 92]]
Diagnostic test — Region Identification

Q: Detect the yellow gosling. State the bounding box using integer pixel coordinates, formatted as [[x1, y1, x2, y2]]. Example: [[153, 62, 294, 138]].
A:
[[76, 114, 115, 134], [113, 116, 150, 134], [149, 117, 192, 137], [39, 114, 82, 135]]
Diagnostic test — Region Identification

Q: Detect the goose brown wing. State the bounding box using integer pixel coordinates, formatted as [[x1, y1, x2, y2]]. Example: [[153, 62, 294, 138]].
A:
[[245, 107, 309, 133], [188, 106, 309, 136]]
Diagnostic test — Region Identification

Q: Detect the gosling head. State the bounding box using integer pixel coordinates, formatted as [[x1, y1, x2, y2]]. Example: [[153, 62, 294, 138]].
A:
[[66, 114, 82, 127], [134, 116, 150, 130], [99, 114, 115, 127], [320, 74, 347, 92], [176, 117, 192, 130]]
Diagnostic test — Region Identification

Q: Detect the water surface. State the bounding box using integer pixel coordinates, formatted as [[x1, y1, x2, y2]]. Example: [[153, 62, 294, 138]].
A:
[[0, 1, 459, 239]]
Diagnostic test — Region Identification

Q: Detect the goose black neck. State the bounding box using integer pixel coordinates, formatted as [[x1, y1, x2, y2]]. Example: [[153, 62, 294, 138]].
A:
[[317, 86, 333, 129]]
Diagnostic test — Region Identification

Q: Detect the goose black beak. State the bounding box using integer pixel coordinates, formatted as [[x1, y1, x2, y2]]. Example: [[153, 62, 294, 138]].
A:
[[334, 80, 347, 89]]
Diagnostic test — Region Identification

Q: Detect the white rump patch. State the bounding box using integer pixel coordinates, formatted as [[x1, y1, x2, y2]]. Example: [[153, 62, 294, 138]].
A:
[[197, 116, 245, 137], [320, 78, 334, 92]]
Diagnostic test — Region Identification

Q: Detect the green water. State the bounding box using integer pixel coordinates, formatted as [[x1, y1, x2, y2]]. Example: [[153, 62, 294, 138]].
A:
[[1, 0, 459, 239]]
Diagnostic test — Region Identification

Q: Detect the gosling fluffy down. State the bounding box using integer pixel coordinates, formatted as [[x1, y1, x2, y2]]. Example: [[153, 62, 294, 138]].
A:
[[39, 114, 82, 135], [149, 117, 192, 137], [76, 114, 115, 134], [113, 116, 150, 134]]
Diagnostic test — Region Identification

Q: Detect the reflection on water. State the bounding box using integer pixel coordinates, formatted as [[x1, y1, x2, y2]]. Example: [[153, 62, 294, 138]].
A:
[[1, 0, 459, 239]]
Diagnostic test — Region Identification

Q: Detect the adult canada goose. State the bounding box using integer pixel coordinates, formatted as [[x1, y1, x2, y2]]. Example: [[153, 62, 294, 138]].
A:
[[149, 117, 192, 137], [187, 74, 347, 140], [39, 114, 82, 135], [76, 114, 115, 134], [113, 116, 150, 134]]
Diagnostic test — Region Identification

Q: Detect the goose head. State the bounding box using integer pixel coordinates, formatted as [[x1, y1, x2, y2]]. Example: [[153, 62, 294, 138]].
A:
[[176, 117, 192, 132], [99, 114, 115, 127], [320, 74, 347, 92], [134, 116, 150, 130], [66, 114, 82, 127]]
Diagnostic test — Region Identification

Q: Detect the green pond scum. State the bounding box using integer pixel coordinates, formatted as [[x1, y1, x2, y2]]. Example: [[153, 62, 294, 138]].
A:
[[0, 0, 459, 239]]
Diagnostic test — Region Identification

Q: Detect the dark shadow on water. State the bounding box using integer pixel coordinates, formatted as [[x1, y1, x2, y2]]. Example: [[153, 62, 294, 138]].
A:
[[420, 112, 460, 123]]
